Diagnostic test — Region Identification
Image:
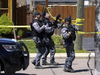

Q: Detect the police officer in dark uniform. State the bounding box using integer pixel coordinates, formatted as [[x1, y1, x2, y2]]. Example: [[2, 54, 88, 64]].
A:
[[61, 15, 80, 72], [42, 13, 60, 65], [31, 11, 46, 69]]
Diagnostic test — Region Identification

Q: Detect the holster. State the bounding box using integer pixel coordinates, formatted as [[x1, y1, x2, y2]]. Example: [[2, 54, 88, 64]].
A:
[[63, 41, 67, 48], [44, 37, 54, 47], [33, 37, 43, 48]]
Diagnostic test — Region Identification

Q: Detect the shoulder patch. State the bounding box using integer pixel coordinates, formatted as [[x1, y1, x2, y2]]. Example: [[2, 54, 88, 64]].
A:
[[62, 30, 66, 33]]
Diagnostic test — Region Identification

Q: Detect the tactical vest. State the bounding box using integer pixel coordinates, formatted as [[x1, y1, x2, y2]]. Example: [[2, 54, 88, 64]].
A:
[[63, 24, 76, 42], [31, 19, 45, 38], [67, 25, 76, 41]]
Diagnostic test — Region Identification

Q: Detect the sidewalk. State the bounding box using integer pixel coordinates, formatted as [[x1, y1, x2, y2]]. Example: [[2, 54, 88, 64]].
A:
[[30, 53, 95, 58]]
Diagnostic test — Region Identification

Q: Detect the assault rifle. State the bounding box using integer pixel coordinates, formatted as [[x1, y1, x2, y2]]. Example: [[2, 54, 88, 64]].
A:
[[42, 8, 46, 25], [53, 14, 61, 28]]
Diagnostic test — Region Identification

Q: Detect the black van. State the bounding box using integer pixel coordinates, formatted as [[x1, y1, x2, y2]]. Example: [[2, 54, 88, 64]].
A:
[[0, 38, 29, 74]]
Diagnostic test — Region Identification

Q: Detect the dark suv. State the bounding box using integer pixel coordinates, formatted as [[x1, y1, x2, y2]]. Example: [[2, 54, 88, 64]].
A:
[[0, 38, 29, 74]]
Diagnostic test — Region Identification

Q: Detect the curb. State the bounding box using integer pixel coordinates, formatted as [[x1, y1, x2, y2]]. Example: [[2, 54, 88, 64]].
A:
[[29, 53, 95, 59]]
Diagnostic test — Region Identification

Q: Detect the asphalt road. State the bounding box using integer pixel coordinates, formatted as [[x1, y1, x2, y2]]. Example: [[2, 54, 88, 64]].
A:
[[1, 58, 94, 75]]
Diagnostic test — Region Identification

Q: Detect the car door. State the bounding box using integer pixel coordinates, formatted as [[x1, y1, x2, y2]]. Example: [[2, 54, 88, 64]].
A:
[[19, 41, 29, 70]]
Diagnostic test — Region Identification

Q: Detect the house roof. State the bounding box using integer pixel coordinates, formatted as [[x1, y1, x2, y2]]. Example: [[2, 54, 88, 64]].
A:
[[35, 0, 77, 3], [26, 0, 77, 5]]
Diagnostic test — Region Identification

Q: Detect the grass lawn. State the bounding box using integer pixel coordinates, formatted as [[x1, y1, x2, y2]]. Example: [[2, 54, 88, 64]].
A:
[[18, 39, 89, 53]]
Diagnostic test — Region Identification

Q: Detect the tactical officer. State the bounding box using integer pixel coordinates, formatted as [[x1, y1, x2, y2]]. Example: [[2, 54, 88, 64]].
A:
[[61, 15, 80, 72], [42, 13, 59, 65], [31, 11, 46, 69]]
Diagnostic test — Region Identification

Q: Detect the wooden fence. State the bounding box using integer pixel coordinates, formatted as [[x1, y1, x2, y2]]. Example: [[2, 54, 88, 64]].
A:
[[16, 6, 27, 37], [48, 6, 96, 37]]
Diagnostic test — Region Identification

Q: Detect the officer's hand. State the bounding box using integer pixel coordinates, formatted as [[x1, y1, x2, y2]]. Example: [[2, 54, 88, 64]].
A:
[[56, 14, 61, 20], [68, 32, 71, 35], [67, 32, 71, 37], [43, 25, 45, 26]]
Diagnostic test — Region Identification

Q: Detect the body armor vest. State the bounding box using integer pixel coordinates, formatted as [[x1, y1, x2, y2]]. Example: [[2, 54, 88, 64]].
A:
[[31, 19, 45, 38]]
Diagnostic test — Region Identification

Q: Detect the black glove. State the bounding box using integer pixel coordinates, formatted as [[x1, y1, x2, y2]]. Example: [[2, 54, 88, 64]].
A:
[[56, 14, 61, 20]]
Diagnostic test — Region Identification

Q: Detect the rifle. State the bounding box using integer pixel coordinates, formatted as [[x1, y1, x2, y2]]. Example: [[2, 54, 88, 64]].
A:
[[42, 8, 46, 25], [53, 14, 61, 28]]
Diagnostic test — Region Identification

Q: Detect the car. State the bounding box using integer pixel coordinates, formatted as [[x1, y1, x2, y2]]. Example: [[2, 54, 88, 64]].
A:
[[0, 38, 29, 74]]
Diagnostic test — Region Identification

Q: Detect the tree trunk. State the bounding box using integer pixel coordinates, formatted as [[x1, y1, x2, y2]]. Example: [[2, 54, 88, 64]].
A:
[[95, 0, 100, 75], [74, 0, 84, 50]]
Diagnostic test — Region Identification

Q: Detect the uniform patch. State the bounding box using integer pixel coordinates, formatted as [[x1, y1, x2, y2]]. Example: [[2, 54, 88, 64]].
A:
[[63, 30, 66, 33]]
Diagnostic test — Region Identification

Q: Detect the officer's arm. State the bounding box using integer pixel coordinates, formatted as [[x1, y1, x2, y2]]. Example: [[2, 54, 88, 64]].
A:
[[32, 22, 45, 33], [45, 23, 54, 33], [72, 25, 80, 31], [45, 23, 52, 30], [61, 28, 71, 39]]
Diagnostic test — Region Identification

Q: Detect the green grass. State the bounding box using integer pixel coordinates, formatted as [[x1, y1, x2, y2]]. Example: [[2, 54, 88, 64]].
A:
[[18, 40, 37, 53], [18, 39, 89, 53], [75, 50, 89, 53]]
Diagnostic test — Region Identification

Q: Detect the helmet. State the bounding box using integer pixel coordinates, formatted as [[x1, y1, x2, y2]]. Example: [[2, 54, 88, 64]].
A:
[[33, 11, 42, 17], [65, 15, 71, 25]]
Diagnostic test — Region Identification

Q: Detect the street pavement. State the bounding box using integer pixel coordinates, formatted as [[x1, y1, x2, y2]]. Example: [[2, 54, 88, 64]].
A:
[[1, 37, 95, 75], [1, 58, 94, 75]]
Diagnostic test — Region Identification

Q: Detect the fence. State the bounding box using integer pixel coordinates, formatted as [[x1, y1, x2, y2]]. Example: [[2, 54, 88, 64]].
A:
[[48, 5, 96, 37], [16, 6, 27, 37]]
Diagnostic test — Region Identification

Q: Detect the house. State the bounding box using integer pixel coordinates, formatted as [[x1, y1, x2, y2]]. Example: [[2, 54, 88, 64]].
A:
[[0, 0, 27, 37], [0, 0, 15, 21], [0, 0, 27, 23], [26, 0, 96, 6], [26, 0, 77, 7]]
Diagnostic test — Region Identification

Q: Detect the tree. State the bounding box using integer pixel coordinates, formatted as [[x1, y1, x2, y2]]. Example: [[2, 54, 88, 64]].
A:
[[74, 0, 84, 50], [95, 0, 100, 75]]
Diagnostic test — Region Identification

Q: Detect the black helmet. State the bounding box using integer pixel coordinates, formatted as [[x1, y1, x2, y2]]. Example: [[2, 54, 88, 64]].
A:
[[33, 11, 42, 17], [65, 15, 71, 24]]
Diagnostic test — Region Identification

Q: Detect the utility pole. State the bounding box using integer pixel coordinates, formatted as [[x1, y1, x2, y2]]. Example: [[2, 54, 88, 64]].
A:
[[45, 0, 48, 7], [95, 0, 100, 75], [30, 0, 33, 23], [33, 0, 35, 13], [74, 0, 84, 50]]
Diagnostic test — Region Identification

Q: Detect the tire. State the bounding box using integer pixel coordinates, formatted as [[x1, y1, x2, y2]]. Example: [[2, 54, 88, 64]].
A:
[[0, 63, 1, 73]]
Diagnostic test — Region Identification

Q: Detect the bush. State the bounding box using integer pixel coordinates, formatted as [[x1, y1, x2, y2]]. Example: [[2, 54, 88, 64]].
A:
[[52, 34, 64, 48], [0, 14, 14, 36], [17, 30, 23, 36]]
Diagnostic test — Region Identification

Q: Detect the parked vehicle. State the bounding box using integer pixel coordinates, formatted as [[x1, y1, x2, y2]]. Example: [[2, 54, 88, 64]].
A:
[[0, 38, 29, 74]]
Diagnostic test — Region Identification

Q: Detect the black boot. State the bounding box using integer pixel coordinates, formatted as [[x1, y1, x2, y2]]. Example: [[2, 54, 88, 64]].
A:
[[42, 61, 49, 65], [31, 60, 36, 66], [35, 65, 45, 69], [50, 61, 59, 65], [63, 67, 75, 73]]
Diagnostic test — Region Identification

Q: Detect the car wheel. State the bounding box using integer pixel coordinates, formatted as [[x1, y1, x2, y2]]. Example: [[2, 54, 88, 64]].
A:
[[0, 63, 1, 73]]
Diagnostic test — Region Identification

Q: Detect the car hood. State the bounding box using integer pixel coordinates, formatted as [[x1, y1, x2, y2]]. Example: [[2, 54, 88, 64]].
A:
[[0, 38, 17, 45]]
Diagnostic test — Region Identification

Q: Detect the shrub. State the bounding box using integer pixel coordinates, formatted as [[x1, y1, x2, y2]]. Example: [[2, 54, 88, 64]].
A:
[[0, 14, 14, 36], [17, 30, 23, 36], [52, 34, 63, 48]]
